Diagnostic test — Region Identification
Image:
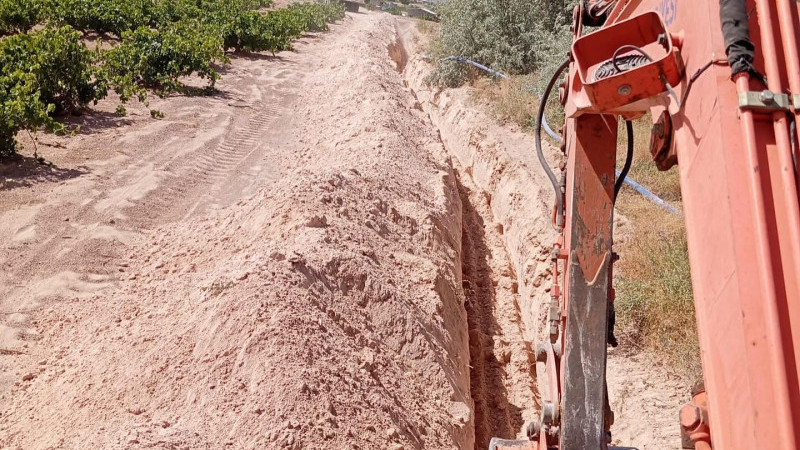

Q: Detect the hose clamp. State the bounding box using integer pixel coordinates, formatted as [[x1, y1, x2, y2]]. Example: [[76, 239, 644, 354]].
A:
[[738, 90, 790, 112]]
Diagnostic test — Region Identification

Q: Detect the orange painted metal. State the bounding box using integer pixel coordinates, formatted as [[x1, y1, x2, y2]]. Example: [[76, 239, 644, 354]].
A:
[[777, 0, 800, 182], [649, 110, 676, 170], [566, 115, 617, 282], [558, 113, 617, 449], [534, 340, 560, 450], [570, 11, 682, 113], [752, 6, 800, 434], [552, 0, 800, 449]]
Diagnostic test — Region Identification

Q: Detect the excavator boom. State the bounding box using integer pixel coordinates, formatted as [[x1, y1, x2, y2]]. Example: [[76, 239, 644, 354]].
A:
[[494, 1, 800, 449]]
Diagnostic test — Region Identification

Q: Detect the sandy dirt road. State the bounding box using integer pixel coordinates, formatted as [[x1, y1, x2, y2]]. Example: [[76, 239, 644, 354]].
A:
[[1, 12, 479, 450], [0, 11, 683, 450]]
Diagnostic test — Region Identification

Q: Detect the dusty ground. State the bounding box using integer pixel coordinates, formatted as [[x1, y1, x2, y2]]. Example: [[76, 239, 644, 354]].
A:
[[0, 11, 684, 450]]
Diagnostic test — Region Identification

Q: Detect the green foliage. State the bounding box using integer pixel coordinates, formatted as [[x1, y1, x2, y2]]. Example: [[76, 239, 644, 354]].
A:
[[237, 0, 274, 9], [104, 22, 226, 97], [428, 0, 573, 87], [0, 25, 106, 154], [0, 0, 42, 35], [220, 2, 344, 53], [2, 26, 108, 113], [324, 2, 346, 23], [0, 71, 51, 155], [0, 0, 345, 155], [45, 0, 157, 36], [225, 9, 300, 53], [615, 230, 700, 378], [42, 0, 275, 38], [288, 2, 344, 32], [152, 0, 270, 26], [153, 1, 343, 53]]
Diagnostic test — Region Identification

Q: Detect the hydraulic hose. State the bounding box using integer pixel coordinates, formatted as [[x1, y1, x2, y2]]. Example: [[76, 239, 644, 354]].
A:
[[719, 0, 756, 77], [536, 59, 571, 231], [615, 120, 634, 200], [611, 45, 653, 73]]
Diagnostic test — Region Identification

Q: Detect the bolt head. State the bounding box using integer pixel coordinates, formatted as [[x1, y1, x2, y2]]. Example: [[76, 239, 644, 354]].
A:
[[618, 84, 632, 96], [680, 404, 701, 430], [760, 90, 775, 104]]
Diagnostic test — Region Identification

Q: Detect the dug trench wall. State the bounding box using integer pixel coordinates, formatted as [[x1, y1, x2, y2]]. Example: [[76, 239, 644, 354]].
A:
[[402, 41, 558, 446], [405, 57, 557, 361]]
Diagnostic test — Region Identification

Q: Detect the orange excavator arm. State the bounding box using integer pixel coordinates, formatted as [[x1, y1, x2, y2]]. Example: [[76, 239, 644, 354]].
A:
[[492, 0, 800, 449]]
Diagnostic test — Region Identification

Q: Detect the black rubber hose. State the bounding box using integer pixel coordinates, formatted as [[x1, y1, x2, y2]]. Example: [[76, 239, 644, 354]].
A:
[[719, 0, 756, 77], [614, 120, 634, 200], [536, 59, 570, 230], [611, 45, 653, 73]]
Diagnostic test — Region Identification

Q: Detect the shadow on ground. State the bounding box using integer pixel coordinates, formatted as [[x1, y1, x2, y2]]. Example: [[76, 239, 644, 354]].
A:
[[458, 176, 525, 449], [0, 154, 89, 191]]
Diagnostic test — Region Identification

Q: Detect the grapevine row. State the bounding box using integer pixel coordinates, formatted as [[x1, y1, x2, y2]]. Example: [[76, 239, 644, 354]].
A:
[[0, 0, 346, 155]]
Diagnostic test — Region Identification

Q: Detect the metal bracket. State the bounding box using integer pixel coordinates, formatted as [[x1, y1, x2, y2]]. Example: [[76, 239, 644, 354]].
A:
[[488, 438, 535, 450], [738, 90, 791, 112], [794, 94, 800, 110], [548, 296, 560, 343]]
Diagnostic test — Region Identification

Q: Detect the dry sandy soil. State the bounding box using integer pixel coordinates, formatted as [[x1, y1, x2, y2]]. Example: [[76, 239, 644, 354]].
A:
[[0, 11, 685, 450]]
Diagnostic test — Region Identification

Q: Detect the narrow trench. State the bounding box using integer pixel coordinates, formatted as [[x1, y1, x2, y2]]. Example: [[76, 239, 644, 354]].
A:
[[457, 176, 526, 450], [385, 29, 537, 449], [388, 28, 409, 73]]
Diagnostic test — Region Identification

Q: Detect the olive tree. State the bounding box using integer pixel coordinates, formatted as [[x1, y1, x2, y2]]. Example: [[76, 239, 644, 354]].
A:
[[428, 0, 573, 87]]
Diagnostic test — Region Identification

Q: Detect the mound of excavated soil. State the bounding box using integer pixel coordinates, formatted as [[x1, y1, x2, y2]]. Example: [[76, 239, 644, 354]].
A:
[[1, 15, 474, 450]]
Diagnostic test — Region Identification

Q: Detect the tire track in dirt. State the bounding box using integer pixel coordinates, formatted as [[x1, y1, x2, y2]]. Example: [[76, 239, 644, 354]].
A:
[[131, 101, 286, 225], [0, 20, 330, 405], [0, 80, 294, 322]]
